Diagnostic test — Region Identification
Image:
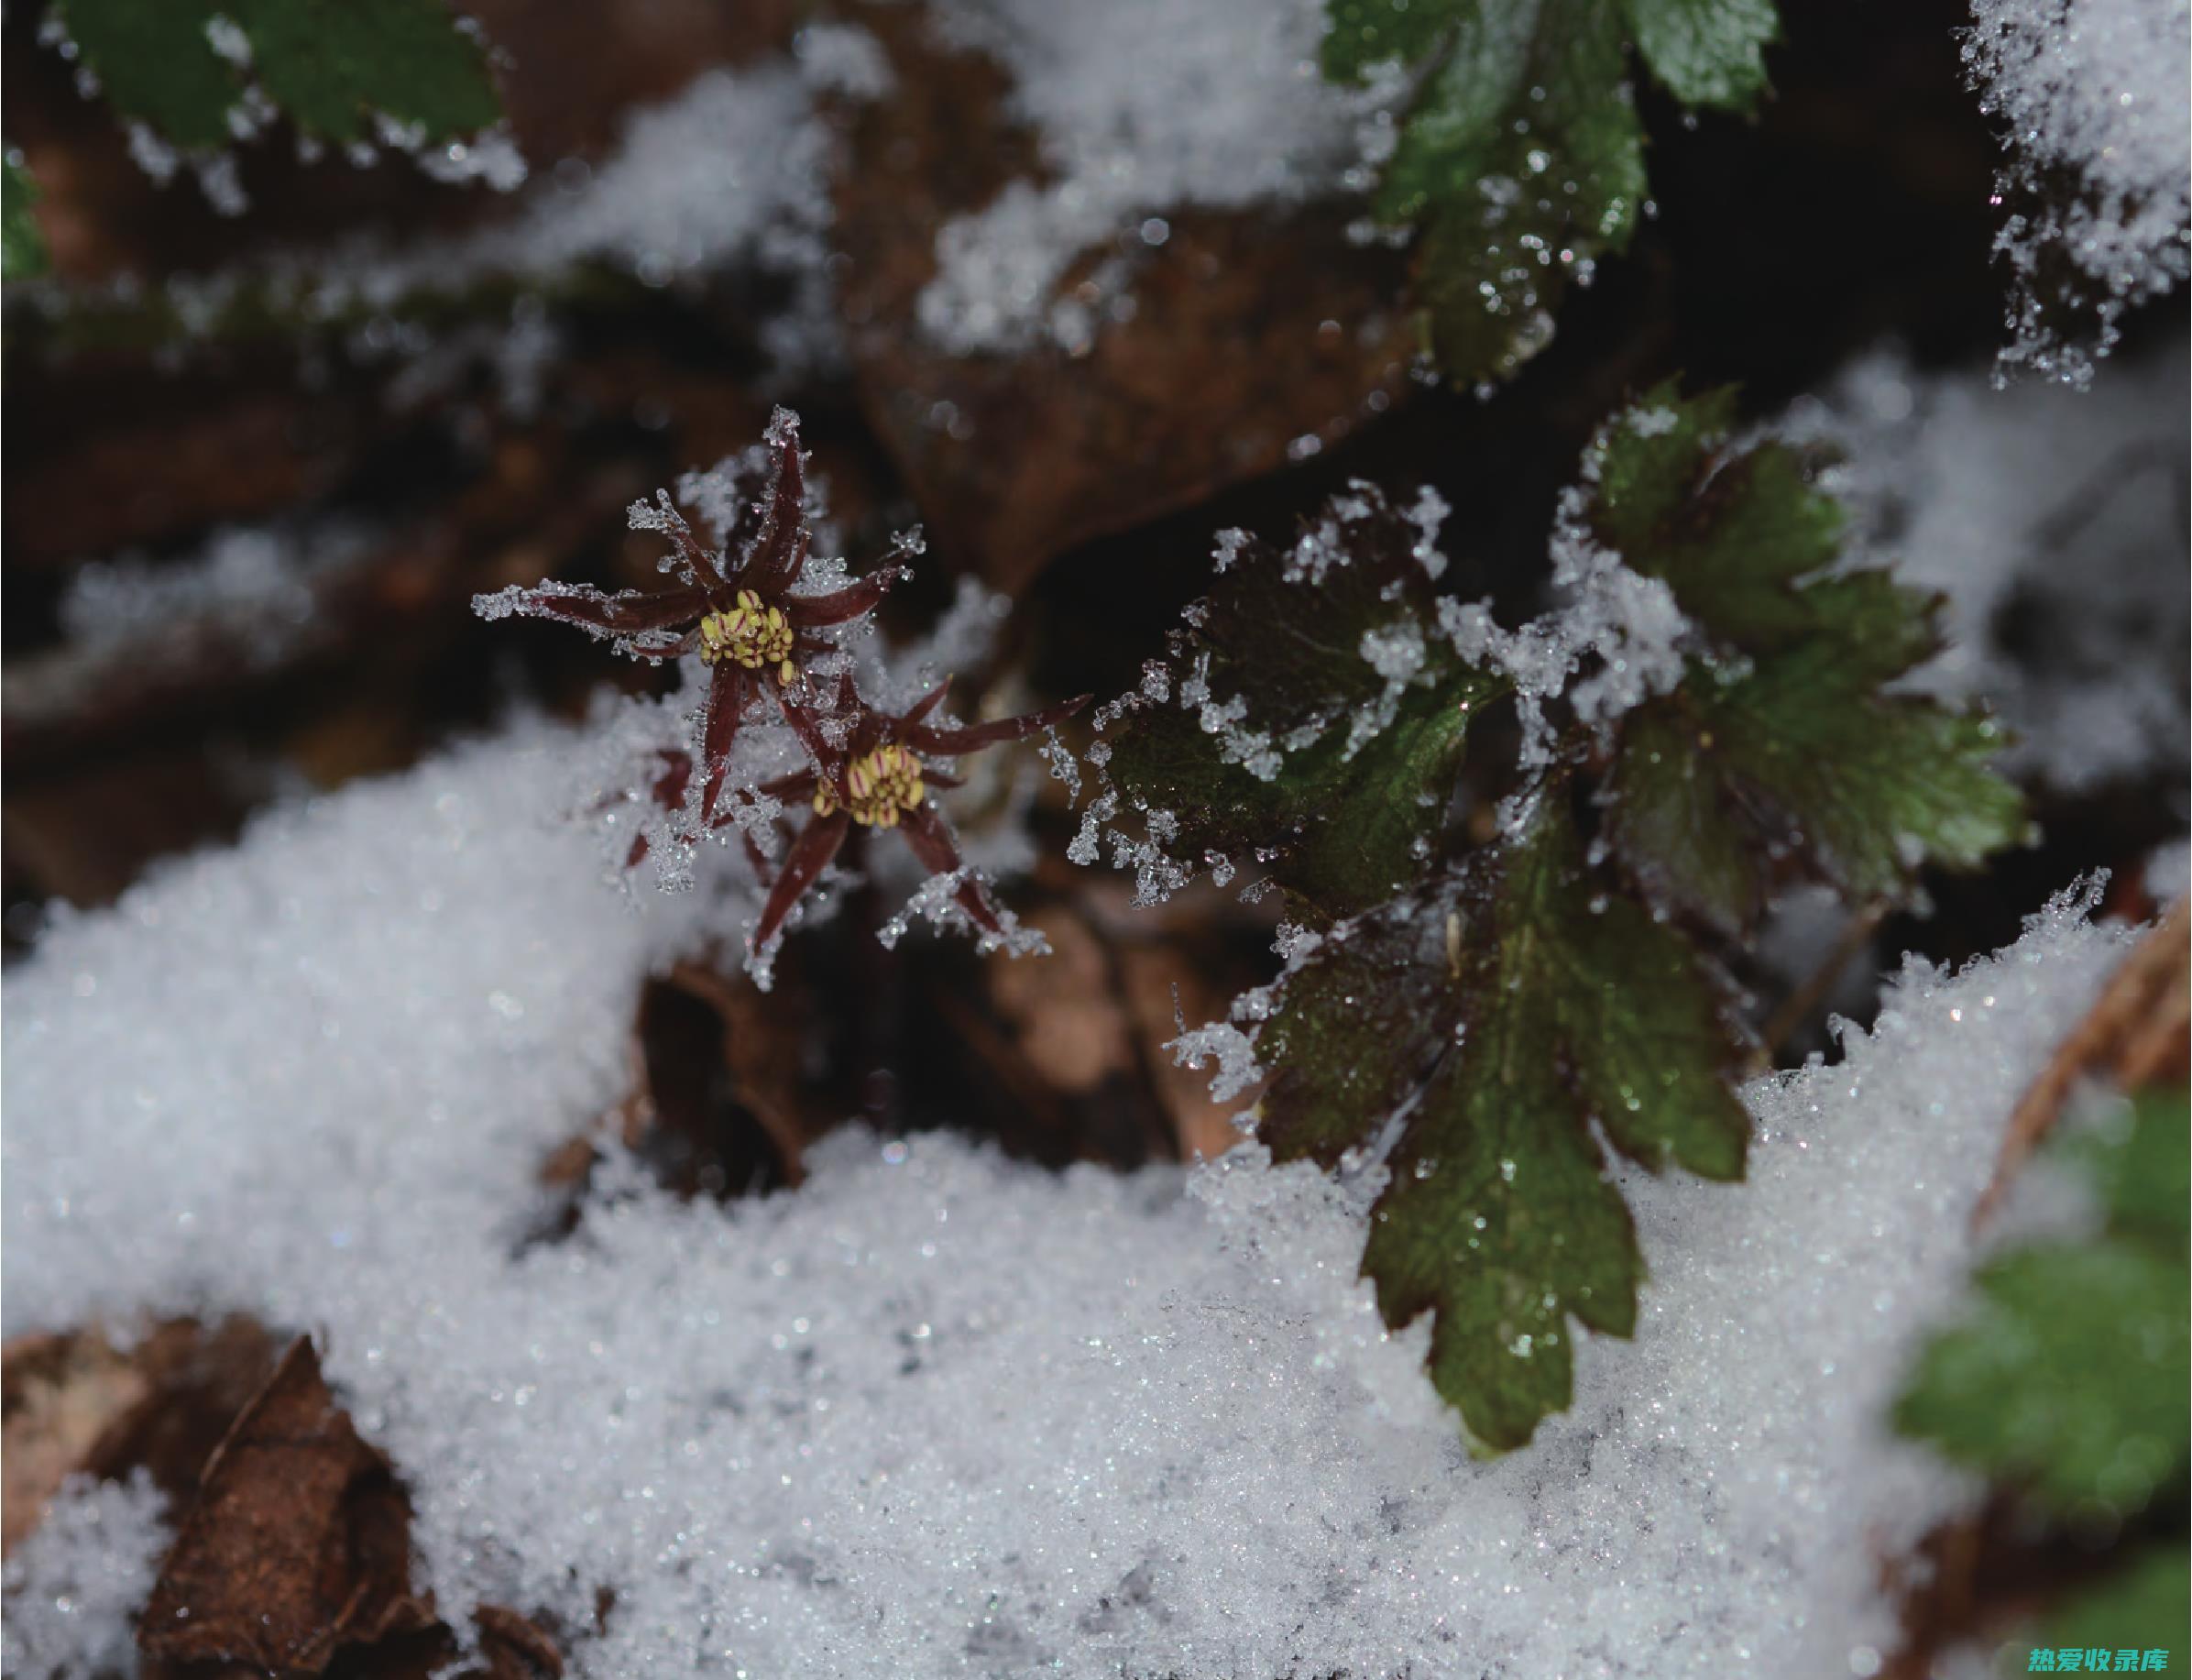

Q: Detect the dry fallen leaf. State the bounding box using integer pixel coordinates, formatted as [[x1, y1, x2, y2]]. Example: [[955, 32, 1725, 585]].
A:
[[1972, 896, 2189, 1228], [830, 1, 1414, 591], [140, 1337, 434, 1674], [3, 1316, 279, 1556]]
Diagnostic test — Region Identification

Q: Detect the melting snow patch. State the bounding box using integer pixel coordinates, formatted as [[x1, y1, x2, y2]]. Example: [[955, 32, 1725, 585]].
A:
[[915, 0, 1399, 353], [0, 707, 2140, 1674], [1964, 0, 2192, 382], [2, 1472, 170, 1680]]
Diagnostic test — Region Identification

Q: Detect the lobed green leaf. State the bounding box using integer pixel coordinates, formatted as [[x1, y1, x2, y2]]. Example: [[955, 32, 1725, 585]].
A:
[[1263, 792, 1748, 1449], [1101, 489, 1498, 915], [1593, 388, 2026, 933], [1327, 0, 1779, 385], [51, 0, 499, 157], [1896, 1088, 2190, 1519]]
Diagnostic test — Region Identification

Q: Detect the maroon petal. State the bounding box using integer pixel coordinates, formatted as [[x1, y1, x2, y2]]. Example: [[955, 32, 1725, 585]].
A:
[[664, 507, 728, 589], [743, 415, 810, 591], [774, 688, 838, 774], [698, 665, 751, 825], [754, 810, 850, 950], [902, 679, 951, 726], [479, 582, 707, 639], [899, 804, 1003, 936], [904, 694, 1091, 755], [781, 568, 902, 629], [750, 770, 820, 804]]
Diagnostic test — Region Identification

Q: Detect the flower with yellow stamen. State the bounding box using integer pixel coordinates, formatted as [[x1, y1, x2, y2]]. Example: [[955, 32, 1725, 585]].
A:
[[817, 742, 926, 829], [698, 588, 798, 685]]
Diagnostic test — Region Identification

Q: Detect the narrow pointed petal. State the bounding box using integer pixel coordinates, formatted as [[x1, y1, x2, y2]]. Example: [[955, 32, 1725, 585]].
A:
[[744, 416, 809, 590], [474, 581, 707, 639], [754, 810, 850, 950], [904, 694, 1091, 755], [662, 505, 728, 589], [781, 567, 903, 628], [751, 770, 820, 802], [775, 688, 837, 773], [699, 666, 751, 824], [899, 804, 1003, 935], [903, 678, 951, 726]]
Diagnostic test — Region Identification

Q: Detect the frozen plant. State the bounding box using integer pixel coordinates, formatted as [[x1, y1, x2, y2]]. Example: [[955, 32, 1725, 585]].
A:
[[1321, 0, 1786, 387], [1083, 380, 2030, 1449], [476, 408, 1087, 976], [35, 0, 519, 214]]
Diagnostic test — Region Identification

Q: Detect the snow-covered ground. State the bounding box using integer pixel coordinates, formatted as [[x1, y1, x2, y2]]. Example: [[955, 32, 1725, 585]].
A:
[[1, 693, 2141, 1675]]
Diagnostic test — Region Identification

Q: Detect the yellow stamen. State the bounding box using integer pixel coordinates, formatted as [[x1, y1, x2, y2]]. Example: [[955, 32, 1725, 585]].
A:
[[832, 743, 925, 829], [698, 588, 797, 673]]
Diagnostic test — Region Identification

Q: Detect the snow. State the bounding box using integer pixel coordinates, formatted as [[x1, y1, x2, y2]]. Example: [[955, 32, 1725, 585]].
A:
[[1786, 336, 2189, 792], [914, 0, 1399, 353], [1963, 0, 2192, 383], [1438, 419, 1694, 773], [2, 1472, 170, 1680], [53, 518, 372, 653], [0, 670, 2144, 1676], [5, 518, 384, 741]]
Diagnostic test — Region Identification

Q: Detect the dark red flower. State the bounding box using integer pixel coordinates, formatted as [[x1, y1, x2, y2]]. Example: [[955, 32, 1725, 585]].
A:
[[473, 409, 901, 824], [747, 674, 1091, 954]]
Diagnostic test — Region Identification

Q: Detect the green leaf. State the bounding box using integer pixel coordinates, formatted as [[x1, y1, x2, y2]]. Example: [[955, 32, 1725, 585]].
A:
[[2034, 1543, 2191, 1675], [1261, 791, 1748, 1449], [228, 0, 501, 145], [1896, 1088, 2190, 1519], [1099, 379, 2023, 1450], [1894, 1240, 2188, 1515], [4, 156, 49, 282], [52, 0, 239, 151], [1100, 488, 1499, 915], [1595, 388, 2025, 933], [51, 0, 498, 156], [2081, 1084, 2192, 1254], [1325, 0, 1779, 385], [1386, 0, 1647, 385], [1621, 0, 1778, 110]]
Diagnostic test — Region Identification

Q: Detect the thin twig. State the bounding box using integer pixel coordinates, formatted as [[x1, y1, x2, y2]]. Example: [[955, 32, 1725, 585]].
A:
[[1748, 897, 1891, 1076], [1969, 897, 2188, 1232]]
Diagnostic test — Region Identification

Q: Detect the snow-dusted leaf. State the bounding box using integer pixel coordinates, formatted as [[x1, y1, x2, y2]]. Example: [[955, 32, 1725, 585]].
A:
[[1099, 487, 1497, 914], [1260, 791, 1748, 1450], [1325, 0, 1777, 386], [1595, 386, 2025, 933], [51, 0, 500, 154], [225, 0, 502, 145], [1624, 0, 1777, 109], [2, 157, 47, 281], [1895, 1086, 2188, 1519]]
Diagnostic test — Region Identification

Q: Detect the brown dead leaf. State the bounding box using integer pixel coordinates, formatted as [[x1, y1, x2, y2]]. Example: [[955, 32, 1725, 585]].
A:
[[1972, 896, 2190, 1229], [830, 1, 1414, 591], [2, 1332, 149, 1554], [3, 1317, 279, 1556], [140, 1338, 433, 1675], [987, 908, 1134, 1097], [973, 898, 1255, 1166]]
